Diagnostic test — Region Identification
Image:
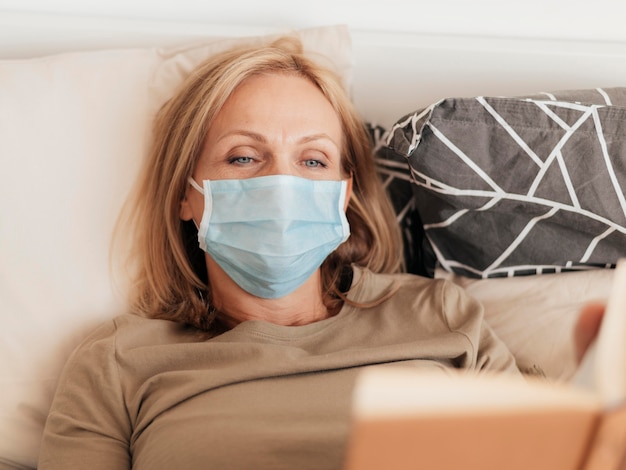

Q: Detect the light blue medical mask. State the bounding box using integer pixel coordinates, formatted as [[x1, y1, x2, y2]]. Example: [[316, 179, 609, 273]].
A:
[[188, 174, 351, 299]]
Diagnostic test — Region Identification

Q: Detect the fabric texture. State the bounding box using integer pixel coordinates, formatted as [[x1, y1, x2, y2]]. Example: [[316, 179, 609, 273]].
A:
[[436, 267, 614, 381], [380, 87, 626, 278], [193, 175, 350, 298], [38, 266, 519, 469], [0, 26, 352, 470], [370, 123, 435, 277]]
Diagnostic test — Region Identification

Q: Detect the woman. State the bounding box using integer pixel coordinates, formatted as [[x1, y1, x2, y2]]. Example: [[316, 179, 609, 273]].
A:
[[38, 36, 528, 469]]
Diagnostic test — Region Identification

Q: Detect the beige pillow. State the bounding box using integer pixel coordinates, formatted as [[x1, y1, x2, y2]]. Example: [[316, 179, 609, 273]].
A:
[[435, 268, 613, 381], [0, 25, 352, 469]]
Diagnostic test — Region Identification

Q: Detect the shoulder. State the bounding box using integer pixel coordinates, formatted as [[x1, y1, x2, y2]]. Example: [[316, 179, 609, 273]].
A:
[[59, 315, 139, 372], [55, 313, 201, 405], [349, 265, 461, 305], [65, 313, 196, 365], [71, 314, 153, 348], [349, 266, 483, 328]]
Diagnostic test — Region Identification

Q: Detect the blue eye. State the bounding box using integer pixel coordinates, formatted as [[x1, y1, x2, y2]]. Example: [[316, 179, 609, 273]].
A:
[[229, 156, 254, 165], [304, 159, 325, 168]]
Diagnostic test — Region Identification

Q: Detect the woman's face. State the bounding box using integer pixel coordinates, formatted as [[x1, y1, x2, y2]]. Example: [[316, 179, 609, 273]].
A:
[[199, 72, 344, 180], [180, 72, 346, 222]]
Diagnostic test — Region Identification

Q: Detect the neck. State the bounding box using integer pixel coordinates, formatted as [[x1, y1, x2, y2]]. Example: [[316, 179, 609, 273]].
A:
[[206, 256, 331, 327]]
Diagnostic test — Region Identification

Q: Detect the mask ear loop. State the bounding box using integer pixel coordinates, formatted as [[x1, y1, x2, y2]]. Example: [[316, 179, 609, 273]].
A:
[[186, 176, 218, 327], [187, 176, 205, 230], [188, 176, 205, 194]]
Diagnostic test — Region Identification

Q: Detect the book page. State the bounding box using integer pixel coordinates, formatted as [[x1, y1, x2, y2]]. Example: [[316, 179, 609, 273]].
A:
[[348, 368, 602, 470], [573, 258, 626, 408], [353, 367, 601, 418]]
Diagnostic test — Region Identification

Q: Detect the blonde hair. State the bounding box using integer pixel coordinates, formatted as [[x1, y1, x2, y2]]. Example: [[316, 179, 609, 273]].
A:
[[119, 36, 403, 331]]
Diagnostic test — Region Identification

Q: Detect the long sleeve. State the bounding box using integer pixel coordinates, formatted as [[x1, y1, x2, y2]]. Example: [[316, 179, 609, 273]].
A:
[[38, 319, 131, 469], [439, 280, 520, 375]]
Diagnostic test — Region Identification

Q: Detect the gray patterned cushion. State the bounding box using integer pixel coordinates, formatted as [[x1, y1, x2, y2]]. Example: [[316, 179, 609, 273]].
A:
[[379, 87, 626, 278], [370, 124, 435, 276]]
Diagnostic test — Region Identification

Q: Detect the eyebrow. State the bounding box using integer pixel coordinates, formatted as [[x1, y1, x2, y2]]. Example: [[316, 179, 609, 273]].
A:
[[219, 130, 340, 148]]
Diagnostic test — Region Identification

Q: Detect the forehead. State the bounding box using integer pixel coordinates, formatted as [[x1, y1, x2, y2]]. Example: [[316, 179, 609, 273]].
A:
[[210, 73, 343, 137]]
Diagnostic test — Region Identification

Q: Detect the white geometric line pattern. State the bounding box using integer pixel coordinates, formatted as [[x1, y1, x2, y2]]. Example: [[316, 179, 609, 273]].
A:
[[369, 123, 434, 276], [427, 122, 504, 194], [592, 108, 626, 220], [381, 88, 626, 278], [478, 96, 544, 168], [526, 106, 594, 198]]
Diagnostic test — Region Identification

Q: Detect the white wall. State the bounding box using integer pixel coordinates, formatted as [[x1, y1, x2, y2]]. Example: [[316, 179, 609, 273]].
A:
[[1, 0, 626, 42], [2, 1, 626, 127]]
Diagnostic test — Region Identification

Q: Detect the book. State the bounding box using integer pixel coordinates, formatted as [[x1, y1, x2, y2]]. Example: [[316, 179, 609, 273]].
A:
[[344, 260, 626, 470]]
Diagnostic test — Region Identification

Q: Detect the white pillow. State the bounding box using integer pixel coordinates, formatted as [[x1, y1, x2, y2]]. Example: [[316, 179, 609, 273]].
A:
[[0, 25, 352, 469], [435, 268, 613, 381]]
